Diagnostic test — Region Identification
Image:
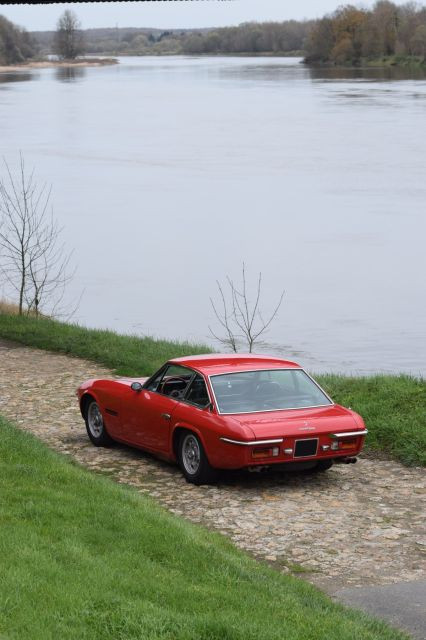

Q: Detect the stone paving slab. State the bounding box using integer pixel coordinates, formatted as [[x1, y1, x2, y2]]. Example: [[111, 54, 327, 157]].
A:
[[0, 338, 425, 597]]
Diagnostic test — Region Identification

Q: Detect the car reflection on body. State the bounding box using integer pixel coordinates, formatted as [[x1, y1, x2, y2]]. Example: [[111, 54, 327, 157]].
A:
[[77, 354, 367, 484]]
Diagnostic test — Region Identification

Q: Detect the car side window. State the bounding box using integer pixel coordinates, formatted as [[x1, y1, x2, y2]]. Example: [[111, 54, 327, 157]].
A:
[[184, 373, 210, 408], [146, 364, 194, 398], [145, 366, 167, 392]]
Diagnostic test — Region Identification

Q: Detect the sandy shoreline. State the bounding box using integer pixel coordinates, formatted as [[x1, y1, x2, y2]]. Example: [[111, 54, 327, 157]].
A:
[[0, 58, 118, 73]]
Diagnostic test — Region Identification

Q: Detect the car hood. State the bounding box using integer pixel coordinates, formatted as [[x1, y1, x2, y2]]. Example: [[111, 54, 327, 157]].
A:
[[79, 377, 148, 391], [227, 404, 358, 439], [116, 377, 149, 386]]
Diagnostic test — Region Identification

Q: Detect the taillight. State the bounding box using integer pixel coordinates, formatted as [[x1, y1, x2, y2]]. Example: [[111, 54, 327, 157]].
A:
[[339, 438, 357, 450], [252, 447, 279, 459], [331, 438, 357, 451]]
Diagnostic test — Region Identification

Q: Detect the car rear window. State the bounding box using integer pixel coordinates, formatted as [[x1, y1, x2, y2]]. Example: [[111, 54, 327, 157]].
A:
[[210, 369, 332, 414]]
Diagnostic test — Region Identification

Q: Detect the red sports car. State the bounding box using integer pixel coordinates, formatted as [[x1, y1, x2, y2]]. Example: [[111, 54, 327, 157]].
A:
[[77, 354, 367, 484]]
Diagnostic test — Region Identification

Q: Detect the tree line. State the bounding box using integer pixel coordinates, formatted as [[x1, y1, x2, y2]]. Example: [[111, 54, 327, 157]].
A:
[[30, 20, 311, 58], [305, 2, 426, 64], [29, 22, 309, 58], [2, 3, 426, 67], [81, 21, 311, 56], [180, 21, 310, 55], [42, 4, 426, 62]]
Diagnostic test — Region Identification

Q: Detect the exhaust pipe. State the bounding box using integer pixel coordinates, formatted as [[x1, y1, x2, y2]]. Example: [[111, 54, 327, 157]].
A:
[[335, 457, 358, 464]]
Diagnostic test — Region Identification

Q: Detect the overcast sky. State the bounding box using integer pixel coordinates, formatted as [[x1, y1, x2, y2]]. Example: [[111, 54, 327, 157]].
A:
[[0, 0, 411, 32]]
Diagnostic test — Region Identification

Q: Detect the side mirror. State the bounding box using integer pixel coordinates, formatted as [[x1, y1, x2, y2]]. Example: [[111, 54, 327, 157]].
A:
[[204, 402, 214, 412], [131, 381, 143, 392]]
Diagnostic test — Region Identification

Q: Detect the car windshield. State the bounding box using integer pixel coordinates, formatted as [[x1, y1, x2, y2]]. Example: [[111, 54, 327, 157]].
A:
[[209, 369, 333, 414]]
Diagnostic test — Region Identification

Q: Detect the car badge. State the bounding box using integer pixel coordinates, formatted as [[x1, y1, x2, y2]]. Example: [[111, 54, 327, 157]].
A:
[[299, 422, 315, 431]]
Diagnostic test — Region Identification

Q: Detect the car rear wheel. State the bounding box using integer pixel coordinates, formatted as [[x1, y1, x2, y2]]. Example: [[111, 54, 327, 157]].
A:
[[85, 400, 113, 447], [177, 432, 216, 485]]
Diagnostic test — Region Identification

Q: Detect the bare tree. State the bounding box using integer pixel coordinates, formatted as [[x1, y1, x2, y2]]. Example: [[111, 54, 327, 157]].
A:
[[209, 264, 284, 353], [209, 279, 238, 353], [54, 10, 84, 60], [24, 216, 76, 318], [0, 154, 76, 317]]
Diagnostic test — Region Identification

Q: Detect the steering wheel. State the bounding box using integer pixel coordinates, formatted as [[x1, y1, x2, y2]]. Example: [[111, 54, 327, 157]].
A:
[[160, 376, 188, 397]]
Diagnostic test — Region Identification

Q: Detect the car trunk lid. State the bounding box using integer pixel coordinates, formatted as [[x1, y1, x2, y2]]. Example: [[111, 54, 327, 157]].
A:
[[230, 404, 358, 439]]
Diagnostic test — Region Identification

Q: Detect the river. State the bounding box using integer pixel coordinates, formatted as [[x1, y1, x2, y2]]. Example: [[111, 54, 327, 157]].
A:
[[1, 56, 425, 375]]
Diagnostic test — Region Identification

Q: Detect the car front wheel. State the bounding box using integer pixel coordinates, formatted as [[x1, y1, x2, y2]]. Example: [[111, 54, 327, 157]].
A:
[[178, 432, 216, 485], [85, 400, 113, 447]]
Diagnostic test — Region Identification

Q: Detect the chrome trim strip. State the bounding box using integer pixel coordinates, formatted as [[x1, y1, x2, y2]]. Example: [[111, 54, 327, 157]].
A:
[[208, 367, 334, 416], [330, 430, 368, 439], [220, 437, 284, 446], [301, 369, 334, 405]]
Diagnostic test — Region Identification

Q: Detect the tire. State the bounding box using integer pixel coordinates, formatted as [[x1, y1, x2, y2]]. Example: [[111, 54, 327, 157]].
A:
[[177, 431, 217, 485], [313, 459, 334, 472], [84, 400, 113, 447]]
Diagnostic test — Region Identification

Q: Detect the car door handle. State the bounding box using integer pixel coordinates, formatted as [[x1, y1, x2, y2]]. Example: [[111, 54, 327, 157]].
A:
[[161, 413, 171, 421]]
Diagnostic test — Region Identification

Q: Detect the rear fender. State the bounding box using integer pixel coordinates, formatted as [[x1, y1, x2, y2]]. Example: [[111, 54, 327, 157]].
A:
[[171, 423, 211, 464]]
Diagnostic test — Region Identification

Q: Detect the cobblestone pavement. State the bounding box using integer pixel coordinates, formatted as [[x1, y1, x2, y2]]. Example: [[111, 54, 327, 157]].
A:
[[0, 339, 425, 593]]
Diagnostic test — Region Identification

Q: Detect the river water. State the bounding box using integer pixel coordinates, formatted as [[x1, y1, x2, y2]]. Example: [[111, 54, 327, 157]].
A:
[[1, 56, 425, 375]]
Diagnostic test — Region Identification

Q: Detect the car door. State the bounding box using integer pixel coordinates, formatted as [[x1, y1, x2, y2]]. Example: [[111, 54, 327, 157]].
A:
[[120, 364, 193, 452], [172, 372, 223, 461]]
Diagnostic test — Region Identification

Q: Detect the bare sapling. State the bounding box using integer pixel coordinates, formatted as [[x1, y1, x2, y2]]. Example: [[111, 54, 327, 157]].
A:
[[209, 263, 284, 353]]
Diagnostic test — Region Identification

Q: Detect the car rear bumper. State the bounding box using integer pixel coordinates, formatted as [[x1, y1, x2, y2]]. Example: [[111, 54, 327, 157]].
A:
[[213, 430, 367, 469]]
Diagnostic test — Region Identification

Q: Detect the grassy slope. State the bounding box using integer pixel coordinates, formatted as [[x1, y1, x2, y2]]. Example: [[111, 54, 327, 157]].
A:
[[0, 312, 424, 466], [317, 374, 426, 467], [0, 417, 407, 640], [0, 312, 211, 377]]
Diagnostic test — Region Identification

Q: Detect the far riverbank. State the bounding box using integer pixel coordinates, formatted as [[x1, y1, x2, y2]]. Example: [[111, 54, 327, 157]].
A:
[[0, 57, 118, 73], [305, 54, 426, 69], [3, 53, 424, 74]]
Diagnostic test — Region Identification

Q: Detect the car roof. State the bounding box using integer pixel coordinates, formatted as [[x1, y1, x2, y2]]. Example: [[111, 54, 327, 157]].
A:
[[169, 353, 301, 375]]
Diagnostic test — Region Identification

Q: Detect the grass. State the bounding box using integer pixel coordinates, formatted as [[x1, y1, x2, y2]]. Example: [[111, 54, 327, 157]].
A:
[[365, 54, 426, 68], [0, 309, 424, 467], [278, 559, 320, 574], [0, 300, 24, 315], [0, 309, 211, 377], [317, 374, 426, 467], [0, 416, 407, 640]]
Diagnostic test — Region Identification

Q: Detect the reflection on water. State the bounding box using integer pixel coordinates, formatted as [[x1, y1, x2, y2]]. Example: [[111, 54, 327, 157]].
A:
[[307, 64, 426, 82], [218, 60, 307, 82], [55, 66, 86, 82], [0, 56, 425, 375], [0, 72, 33, 84]]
